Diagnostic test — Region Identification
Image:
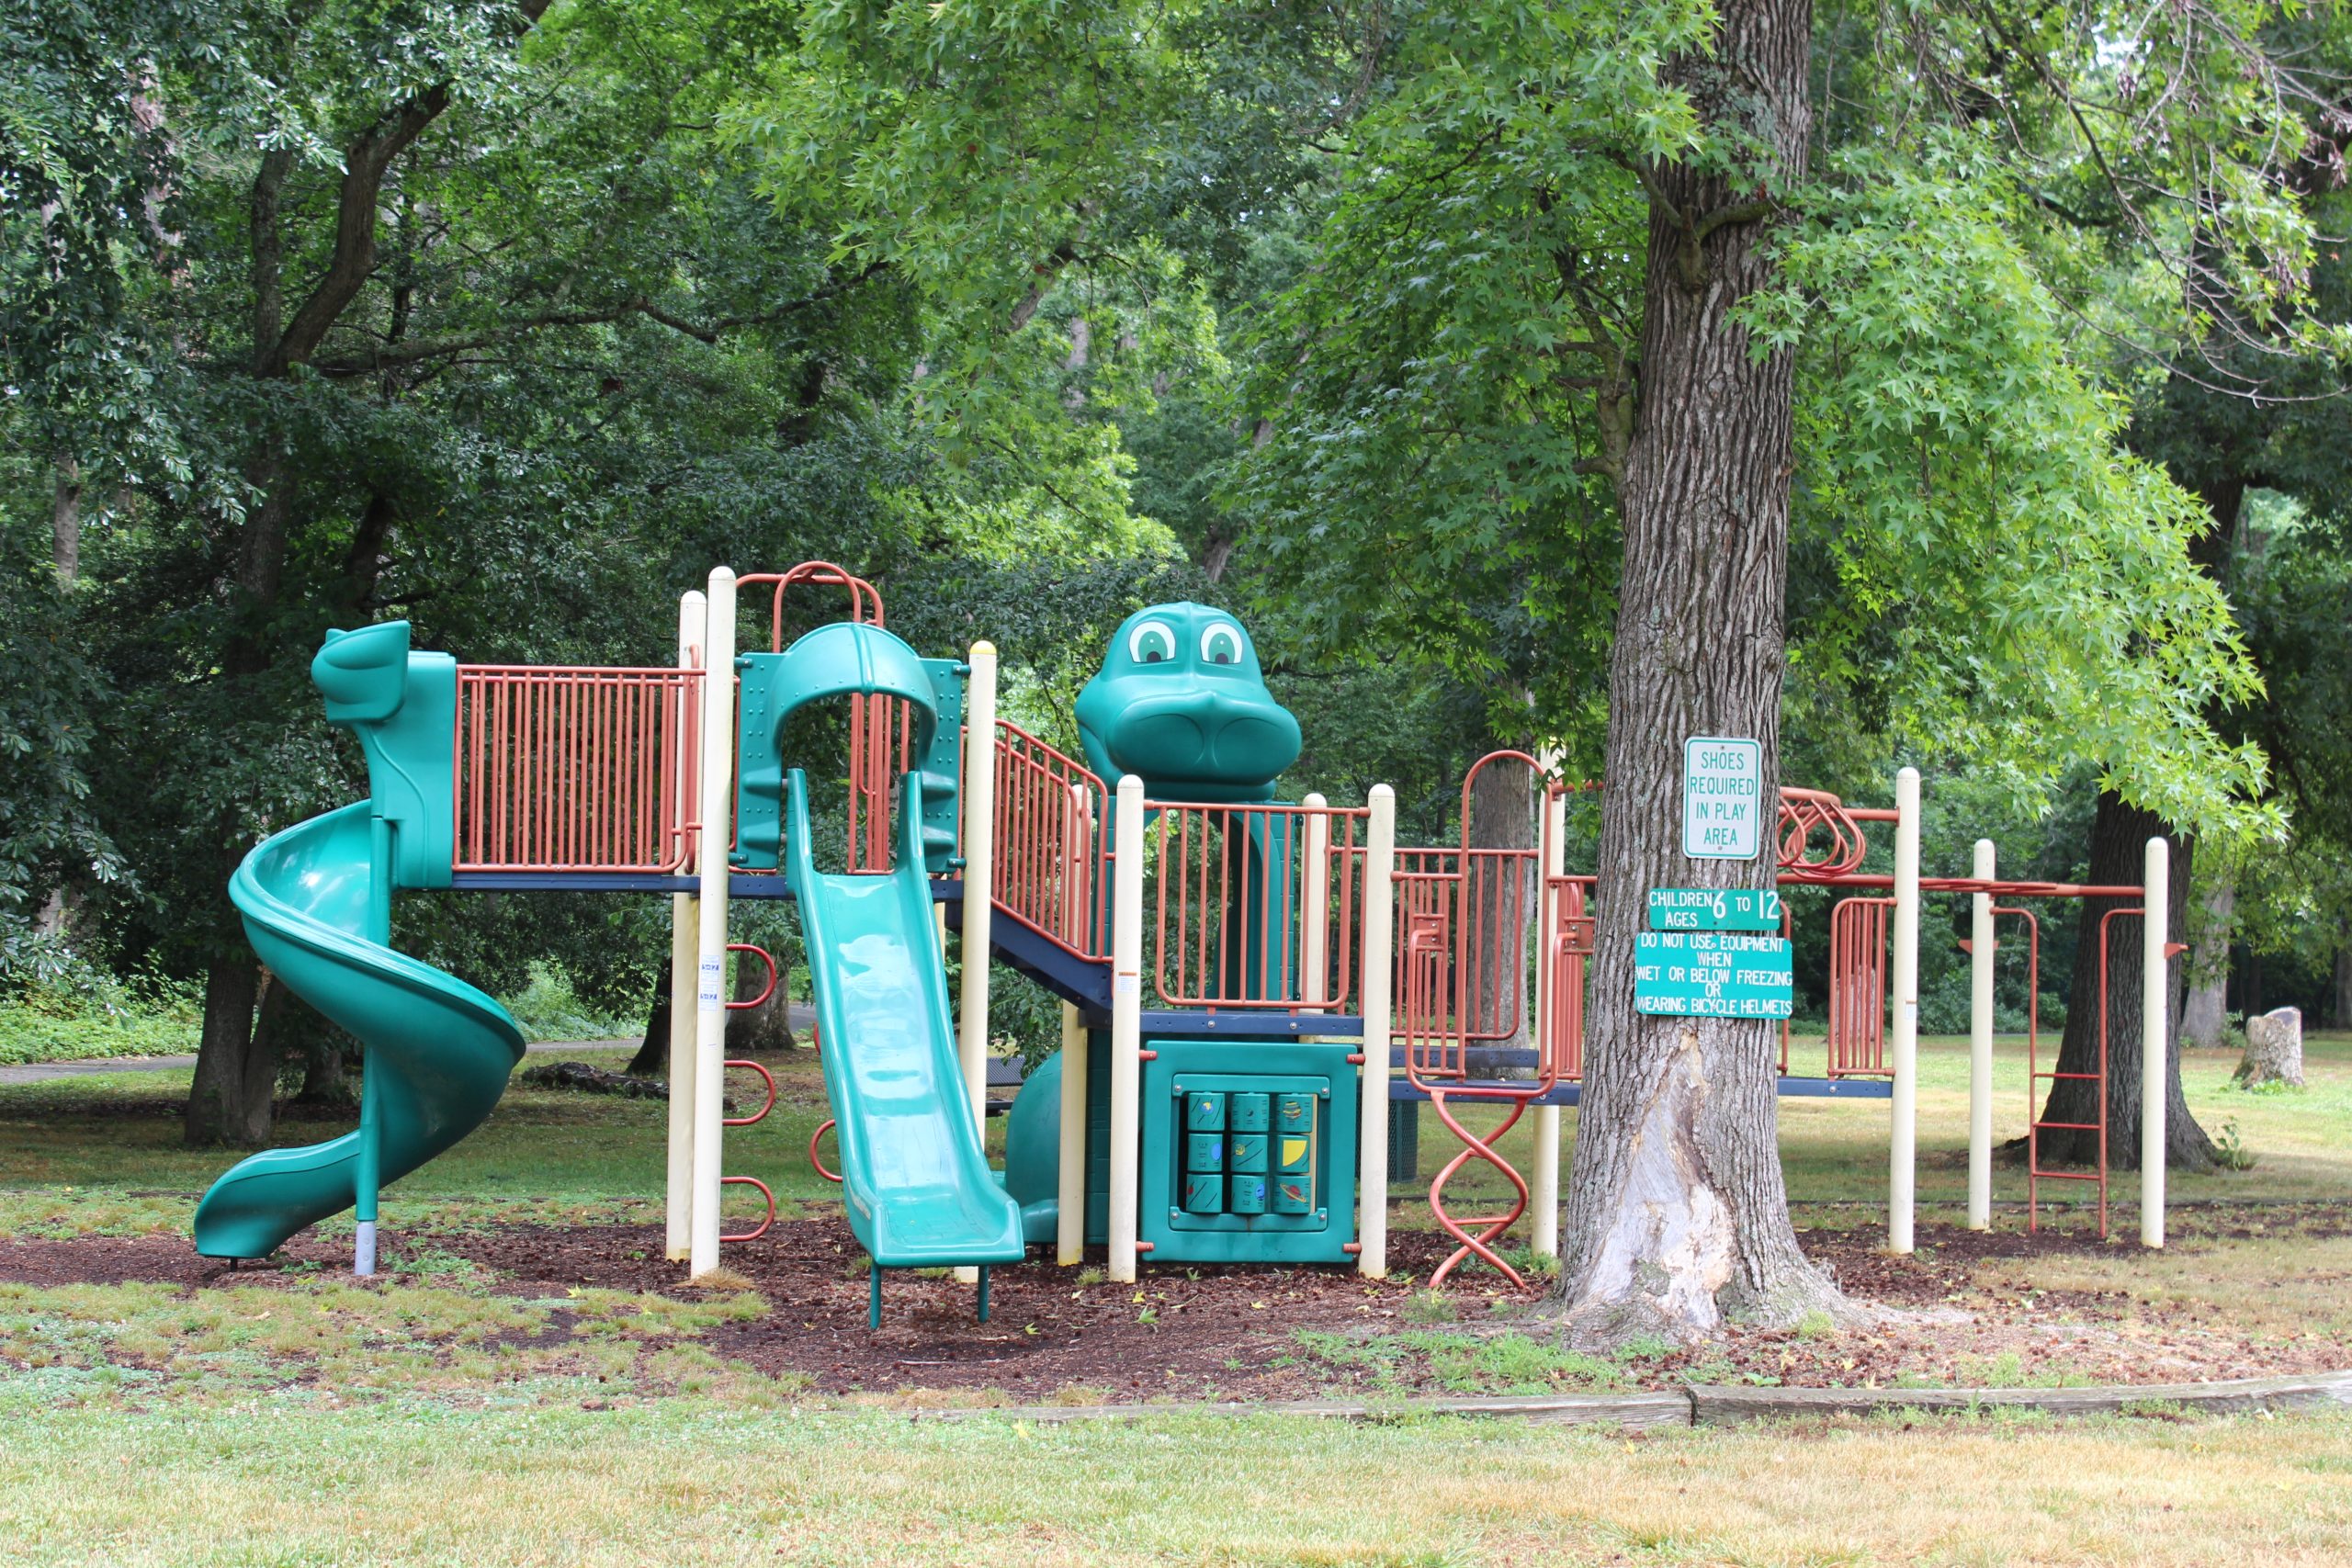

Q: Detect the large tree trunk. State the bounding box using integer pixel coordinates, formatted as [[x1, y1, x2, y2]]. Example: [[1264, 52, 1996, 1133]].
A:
[[2333, 939, 2351, 1031], [2177, 864, 2234, 1050], [177, 7, 550, 1148], [2032, 793, 2215, 1171], [727, 947, 797, 1054], [1545, 0, 1837, 1345], [185, 962, 277, 1146], [627, 977, 673, 1077]]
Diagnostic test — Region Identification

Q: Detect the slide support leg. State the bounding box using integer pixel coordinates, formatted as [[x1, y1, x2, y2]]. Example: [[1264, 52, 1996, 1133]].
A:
[[353, 1063, 382, 1278], [1108, 775, 1145, 1283], [1967, 839, 1995, 1230], [665, 589, 705, 1262], [2143, 838, 2169, 1249], [955, 641, 998, 1287], [1357, 785, 1396, 1279], [1888, 766, 1921, 1255], [355, 815, 395, 1278], [690, 569, 737, 1279], [1056, 1001, 1087, 1265]]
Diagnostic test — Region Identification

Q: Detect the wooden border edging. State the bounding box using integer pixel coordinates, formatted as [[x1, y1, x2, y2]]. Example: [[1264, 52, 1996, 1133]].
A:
[[1685, 1369, 2352, 1426], [919, 1392, 1691, 1427], [910, 1371, 2352, 1428]]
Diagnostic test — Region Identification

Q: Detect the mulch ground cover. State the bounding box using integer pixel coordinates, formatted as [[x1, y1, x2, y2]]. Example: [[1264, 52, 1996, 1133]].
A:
[[4, 1204, 2345, 1403]]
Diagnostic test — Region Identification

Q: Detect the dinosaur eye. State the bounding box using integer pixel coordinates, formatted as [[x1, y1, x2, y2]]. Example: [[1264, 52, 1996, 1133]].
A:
[[1199, 623, 1244, 666], [1127, 619, 1178, 665]]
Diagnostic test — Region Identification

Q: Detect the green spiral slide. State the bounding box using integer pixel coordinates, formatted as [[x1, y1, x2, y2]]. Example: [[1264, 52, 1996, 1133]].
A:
[[194, 623, 524, 1263]]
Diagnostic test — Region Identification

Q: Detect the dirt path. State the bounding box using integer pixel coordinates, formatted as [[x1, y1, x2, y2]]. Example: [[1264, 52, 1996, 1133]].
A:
[[4, 1211, 2341, 1402]]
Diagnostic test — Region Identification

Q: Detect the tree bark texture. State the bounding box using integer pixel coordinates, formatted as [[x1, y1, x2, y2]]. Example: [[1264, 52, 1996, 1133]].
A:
[[2177, 865, 2234, 1050], [51, 456, 80, 581], [628, 980, 673, 1078], [1547, 0, 1838, 1344], [727, 948, 797, 1054], [185, 964, 276, 1146], [2033, 793, 2215, 1171]]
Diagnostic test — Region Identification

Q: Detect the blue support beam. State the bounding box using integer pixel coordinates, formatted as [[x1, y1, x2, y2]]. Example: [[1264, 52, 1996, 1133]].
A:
[[1385, 1075, 1890, 1107]]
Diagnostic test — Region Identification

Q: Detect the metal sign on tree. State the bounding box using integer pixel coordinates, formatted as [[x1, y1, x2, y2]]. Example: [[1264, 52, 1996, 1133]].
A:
[[1682, 737, 1763, 859]]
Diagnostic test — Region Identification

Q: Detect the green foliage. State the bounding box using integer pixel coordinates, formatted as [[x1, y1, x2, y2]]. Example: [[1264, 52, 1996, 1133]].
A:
[[0, 940, 199, 1066], [1753, 151, 2275, 840], [500, 965, 633, 1046]]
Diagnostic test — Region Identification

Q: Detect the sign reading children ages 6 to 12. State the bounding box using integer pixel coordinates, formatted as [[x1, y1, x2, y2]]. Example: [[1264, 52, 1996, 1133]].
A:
[[1647, 886, 1782, 931], [1634, 931, 1794, 1019], [1682, 736, 1763, 861]]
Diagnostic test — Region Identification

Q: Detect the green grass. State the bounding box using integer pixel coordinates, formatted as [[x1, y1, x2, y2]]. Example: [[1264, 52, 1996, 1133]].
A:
[[1396, 1029, 2352, 1243], [0, 1044, 817, 1237], [1292, 1326, 1647, 1396], [0, 1021, 2347, 1563], [0, 1395, 2345, 1565]]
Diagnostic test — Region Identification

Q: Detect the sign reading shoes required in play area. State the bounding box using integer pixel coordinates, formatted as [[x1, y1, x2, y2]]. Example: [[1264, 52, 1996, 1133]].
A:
[[1634, 931, 1795, 1019], [1682, 736, 1763, 860]]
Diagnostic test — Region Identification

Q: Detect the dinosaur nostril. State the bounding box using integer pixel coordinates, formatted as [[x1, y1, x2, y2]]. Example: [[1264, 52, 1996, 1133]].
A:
[[1208, 716, 1300, 776], [1114, 714, 1206, 775]]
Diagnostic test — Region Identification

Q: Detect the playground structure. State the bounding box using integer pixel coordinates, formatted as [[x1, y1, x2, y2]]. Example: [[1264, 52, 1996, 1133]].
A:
[[194, 562, 2181, 1307]]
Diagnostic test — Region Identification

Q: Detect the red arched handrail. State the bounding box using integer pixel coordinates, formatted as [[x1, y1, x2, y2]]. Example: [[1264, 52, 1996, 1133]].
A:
[[719, 1176, 775, 1243], [722, 943, 777, 1011], [721, 1059, 776, 1127]]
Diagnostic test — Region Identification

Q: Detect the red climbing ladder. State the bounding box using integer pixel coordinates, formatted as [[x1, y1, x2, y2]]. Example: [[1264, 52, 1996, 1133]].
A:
[[719, 942, 780, 1242], [1398, 752, 1558, 1289], [2029, 909, 2122, 1237]]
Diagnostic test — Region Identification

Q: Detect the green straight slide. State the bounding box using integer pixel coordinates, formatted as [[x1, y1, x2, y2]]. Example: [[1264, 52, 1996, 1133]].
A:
[[771, 623, 1023, 1270], [195, 624, 524, 1260]]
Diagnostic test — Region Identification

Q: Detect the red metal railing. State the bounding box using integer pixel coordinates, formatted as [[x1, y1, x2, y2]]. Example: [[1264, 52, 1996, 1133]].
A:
[[1149, 800, 1365, 1010], [736, 560, 910, 874], [992, 721, 1110, 960], [1391, 751, 1560, 1288], [1826, 897, 1894, 1077], [2030, 908, 2120, 1237], [1778, 787, 1871, 882], [452, 665, 699, 874], [1544, 877, 1593, 1081]]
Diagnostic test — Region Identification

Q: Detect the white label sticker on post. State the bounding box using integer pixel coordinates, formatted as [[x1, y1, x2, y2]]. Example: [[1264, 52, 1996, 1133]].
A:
[[697, 955, 724, 1011], [1682, 736, 1763, 861]]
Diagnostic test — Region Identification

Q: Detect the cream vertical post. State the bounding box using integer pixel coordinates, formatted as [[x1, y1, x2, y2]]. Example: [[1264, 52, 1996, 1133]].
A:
[[1056, 1000, 1088, 1264], [2142, 838, 2169, 1249], [665, 589, 706, 1262], [954, 643, 998, 1286], [1107, 774, 1146, 1282], [1356, 784, 1396, 1279], [688, 568, 736, 1279], [1888, 766, 1922, 1255], [1967, 839, 1996, 1232], [1531, 775, 1567, 1259], [1300, 793, 1329, 1008]]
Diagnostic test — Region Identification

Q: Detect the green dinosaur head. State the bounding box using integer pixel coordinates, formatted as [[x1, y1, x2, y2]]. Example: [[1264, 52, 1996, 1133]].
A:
[[1075, 603, 1301, 801]]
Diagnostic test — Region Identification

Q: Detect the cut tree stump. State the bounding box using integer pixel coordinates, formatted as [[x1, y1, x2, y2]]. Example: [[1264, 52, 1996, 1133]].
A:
[[2236, 1007, 2303, 1089]]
